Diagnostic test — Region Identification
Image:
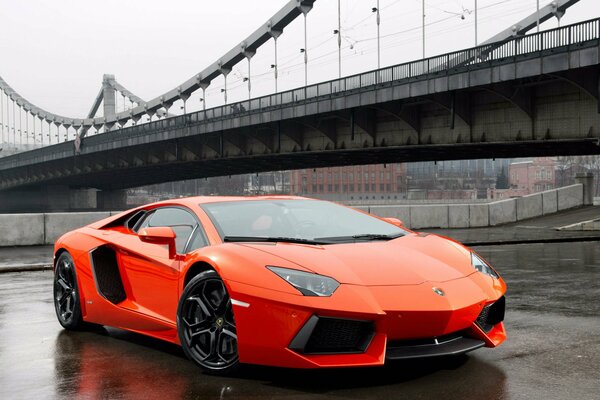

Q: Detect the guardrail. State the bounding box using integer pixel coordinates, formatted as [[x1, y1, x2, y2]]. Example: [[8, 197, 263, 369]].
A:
[[1, 17, 599, 170]]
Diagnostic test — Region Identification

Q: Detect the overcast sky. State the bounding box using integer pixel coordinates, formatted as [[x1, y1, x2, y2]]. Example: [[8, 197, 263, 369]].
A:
[[1, 0, 599, 118]]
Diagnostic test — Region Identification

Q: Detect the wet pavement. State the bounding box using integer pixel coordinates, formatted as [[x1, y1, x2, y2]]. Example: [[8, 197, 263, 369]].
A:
[[0, 246, 53, 272], [0, 241, 599, 399]]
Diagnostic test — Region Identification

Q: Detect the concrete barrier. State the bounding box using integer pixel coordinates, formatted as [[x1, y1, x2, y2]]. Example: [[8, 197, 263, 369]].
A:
[[489, 199, 517, 226], [411, 205, 449, 229], [557, 184, 583, 211], [469, 204, 489, 227], [517, 193, 543, 221], [0, 212, 110, 247], [542, 189, 558, 215], [448, 205, 469, 228], [44, 212, 111, 244], [364, 205, 411, 225], [0, 185, 587, 246], [0, 214, 44, 246]]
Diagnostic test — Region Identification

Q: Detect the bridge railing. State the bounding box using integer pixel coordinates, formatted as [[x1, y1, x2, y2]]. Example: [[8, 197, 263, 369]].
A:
[[1, 18, 599, 169], [178, 17, 600, 126]]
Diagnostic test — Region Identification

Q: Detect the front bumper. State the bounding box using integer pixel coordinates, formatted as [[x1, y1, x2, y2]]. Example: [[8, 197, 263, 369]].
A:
[[386, 331, 485, 360], [228, 274, 506, 368]]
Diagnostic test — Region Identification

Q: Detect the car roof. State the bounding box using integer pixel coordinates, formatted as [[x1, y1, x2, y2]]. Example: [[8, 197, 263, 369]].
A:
[[156, 195, 313, 208], [88, 195, 318, 230]]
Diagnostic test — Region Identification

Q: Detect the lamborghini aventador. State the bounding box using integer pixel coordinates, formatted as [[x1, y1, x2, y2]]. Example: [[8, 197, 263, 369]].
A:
[[53, 196, 506, 374]]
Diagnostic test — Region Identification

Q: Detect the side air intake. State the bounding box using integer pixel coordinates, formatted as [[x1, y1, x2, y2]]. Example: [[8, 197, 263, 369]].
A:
[[90, 245, 126, 304]]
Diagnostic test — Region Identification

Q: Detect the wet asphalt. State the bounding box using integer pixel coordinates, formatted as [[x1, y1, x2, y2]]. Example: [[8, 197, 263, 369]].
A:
[[0, 241, 599, 400]]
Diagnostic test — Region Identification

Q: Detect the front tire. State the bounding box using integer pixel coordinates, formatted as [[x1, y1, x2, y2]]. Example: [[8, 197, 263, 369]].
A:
[[177, 270, 239, 375], [53, 252, 84, 330]]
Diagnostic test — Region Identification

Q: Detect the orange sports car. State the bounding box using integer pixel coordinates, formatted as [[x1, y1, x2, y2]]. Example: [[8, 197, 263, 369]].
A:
[[53, 196, 506, 374]]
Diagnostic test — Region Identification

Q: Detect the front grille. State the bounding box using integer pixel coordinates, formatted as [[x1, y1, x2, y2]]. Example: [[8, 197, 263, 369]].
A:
[[476, 296, 505, 332], [289, 316, 375, 354]]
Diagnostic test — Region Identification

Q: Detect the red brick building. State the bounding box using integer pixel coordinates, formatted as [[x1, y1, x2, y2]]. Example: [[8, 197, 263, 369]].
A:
[[509, 157, 556, 192], [289, 164, 407, 200]]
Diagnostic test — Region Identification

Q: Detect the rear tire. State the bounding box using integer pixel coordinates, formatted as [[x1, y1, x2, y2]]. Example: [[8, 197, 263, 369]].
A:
[[53, 252, 85, 330], [177, 270, 240, 375]]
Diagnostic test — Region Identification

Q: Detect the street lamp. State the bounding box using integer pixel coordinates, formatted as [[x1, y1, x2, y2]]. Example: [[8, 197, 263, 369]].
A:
[[475, 0, 478, 45], [334, 29, 341, 78], [372, 1, 380, 70], [302, 12, 308, 86], [270, 63, 278, 93], [444, 6, 475, 45], [336, 0, 341, 78], [422, 0, 425, 59], [200, 88, 206, 113], [301, 44, 307, 85], [243, 76, 250, 100]]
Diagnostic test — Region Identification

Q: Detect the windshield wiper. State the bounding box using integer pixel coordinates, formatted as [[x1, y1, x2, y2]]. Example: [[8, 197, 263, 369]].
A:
[[315, 233, 405, 242], [223, 236, 331, 245], [352, 233, 404, 240]]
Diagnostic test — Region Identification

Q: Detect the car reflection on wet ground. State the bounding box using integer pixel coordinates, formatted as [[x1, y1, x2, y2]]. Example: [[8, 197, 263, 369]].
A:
[[0, 241, 599, 399]]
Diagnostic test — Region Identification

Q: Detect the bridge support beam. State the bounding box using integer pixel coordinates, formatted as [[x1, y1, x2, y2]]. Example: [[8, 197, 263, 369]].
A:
[[97, 189, 127, 211]]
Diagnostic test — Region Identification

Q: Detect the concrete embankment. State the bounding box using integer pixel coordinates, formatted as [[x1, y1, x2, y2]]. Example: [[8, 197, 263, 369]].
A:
[[0, 212, 113, 247], [2, 204, 599, 273], [0, 184, 594, 248], [357, 184, 585, 229]]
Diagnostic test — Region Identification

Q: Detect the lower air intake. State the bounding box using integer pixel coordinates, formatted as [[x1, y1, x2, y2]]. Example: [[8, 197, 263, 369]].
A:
[[476, 296, 506, 332], [289, 316, 375, 354]]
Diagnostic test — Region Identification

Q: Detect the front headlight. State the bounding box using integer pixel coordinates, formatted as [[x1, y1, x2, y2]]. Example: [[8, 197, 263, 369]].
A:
[[267, 266, 340, 297], [471, 253, 499, 279]]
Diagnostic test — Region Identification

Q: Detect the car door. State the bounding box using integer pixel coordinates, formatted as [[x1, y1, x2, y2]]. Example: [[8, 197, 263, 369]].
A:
[[117, 206, 201, 324]]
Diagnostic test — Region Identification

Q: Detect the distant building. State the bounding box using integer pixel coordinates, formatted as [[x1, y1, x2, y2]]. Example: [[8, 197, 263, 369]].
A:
[[289, 164, 407, 201], [407, 159, 507, 199], [488, 157, 556, 199], [510, 158, 556, 192]]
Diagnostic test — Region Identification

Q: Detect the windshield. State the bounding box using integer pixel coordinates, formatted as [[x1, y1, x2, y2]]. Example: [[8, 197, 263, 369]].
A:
[[201, 199, 407, 243]]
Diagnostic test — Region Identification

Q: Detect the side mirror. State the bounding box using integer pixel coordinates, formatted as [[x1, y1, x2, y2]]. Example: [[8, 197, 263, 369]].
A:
[[383, 217, 404, 228], [138, 227, 177, 259]]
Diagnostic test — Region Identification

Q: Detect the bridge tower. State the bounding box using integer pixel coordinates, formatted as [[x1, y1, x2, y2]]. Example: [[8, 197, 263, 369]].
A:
[[102, 74, 117, 128]]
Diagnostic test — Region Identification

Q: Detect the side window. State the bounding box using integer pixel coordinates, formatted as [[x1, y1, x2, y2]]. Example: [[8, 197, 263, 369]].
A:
[[187, 228, 208, 252], [135, 207, 199, 254]]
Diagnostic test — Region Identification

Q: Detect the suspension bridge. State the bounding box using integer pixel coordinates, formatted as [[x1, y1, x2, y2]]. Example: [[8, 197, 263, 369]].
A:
[[0, 0, 599, 212]]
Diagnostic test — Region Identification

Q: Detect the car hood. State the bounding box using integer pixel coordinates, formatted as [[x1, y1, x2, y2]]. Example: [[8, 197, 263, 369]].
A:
[[237, 233, 475, 286]]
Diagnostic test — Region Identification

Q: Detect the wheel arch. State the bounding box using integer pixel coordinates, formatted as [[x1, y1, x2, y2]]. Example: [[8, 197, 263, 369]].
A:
[[53, 248, 70, 271], [183, 261, 217, 289]]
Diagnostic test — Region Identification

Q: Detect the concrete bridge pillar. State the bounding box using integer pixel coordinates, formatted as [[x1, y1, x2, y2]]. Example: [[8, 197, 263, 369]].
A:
[[97, 189, 128, 211], [575, 172, 595, 206]]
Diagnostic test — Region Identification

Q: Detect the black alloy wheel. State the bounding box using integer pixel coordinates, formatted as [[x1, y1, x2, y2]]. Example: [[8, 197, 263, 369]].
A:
[[177, 270, 239, 374], [54, 252, 84, 330]]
